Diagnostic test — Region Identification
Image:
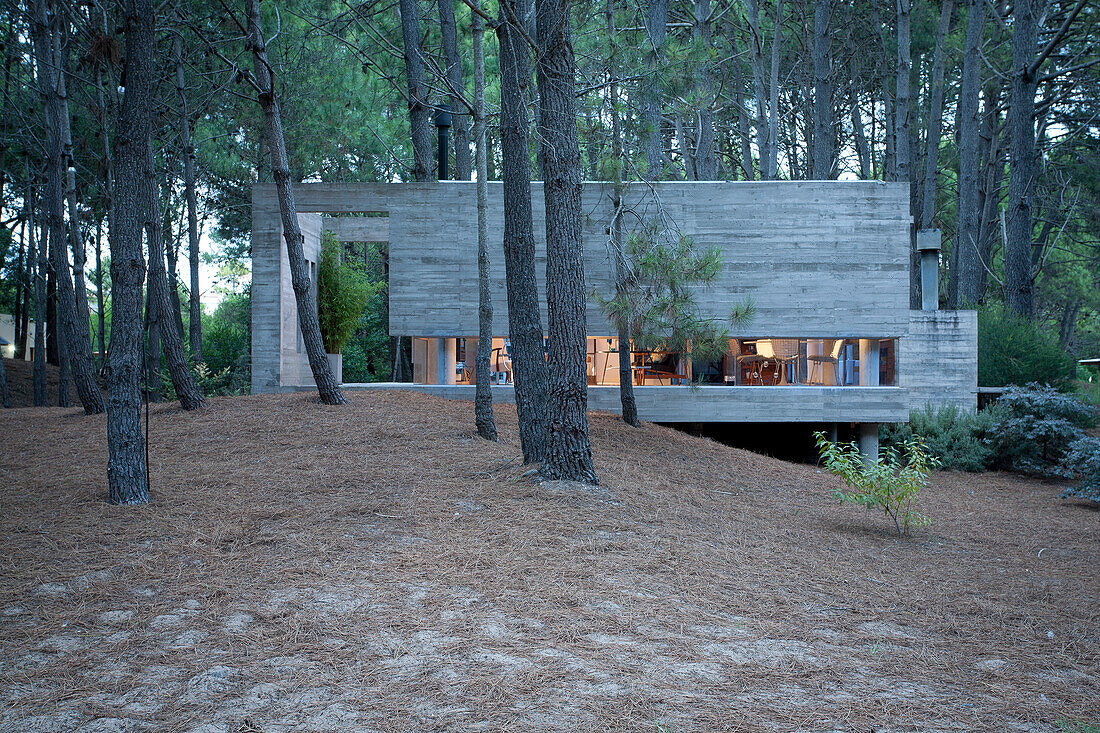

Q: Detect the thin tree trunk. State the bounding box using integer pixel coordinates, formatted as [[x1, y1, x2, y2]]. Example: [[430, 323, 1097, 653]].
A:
[[812, 0, 832, 179], [34, 210, 47, 405], [674, 112, 695, 180], [643, 0, 669, 176], [497, 0, 549, 463], [895, 0, 918, 308], [32, 0, 104, 413], [106, 0, 152, 504], [438, 0, 471, 180], [952, 0, 985, 307], [247, 0, 345, 404], [16, 176, 32, 360], [920, 0, 956, 230], [144, 140, 203, 409], [145, 275, 161, 398], [1005, 0, 1038, 319], [850, 86, 871, 178], [174, 30, 202, 363], [607, 0, 637, 426], [398, 0, 434, 181], [0, 354, 9, 408], [730, 35, 755, 179], [691, 0, 717, 180], [745, 0, 772, 179], [95, 214, 105, 365], [536, 0, 598, 483], [766, 0, 782, 178], [472, 2, 496, 441]]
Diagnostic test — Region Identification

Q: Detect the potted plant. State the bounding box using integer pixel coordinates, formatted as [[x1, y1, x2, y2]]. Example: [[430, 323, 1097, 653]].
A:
[[317, 231, 370, 385]]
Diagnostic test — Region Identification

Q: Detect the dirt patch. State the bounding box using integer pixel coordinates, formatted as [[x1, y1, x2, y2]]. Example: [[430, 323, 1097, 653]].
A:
[[0, 392, 1097, 731]]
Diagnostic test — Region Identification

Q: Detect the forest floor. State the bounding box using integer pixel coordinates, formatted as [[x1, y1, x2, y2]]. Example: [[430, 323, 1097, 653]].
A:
[[0, 390, 1098, 732]]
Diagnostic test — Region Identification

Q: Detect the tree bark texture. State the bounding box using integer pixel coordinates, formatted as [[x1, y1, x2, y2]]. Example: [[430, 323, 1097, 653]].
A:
[[438, 0, 471, 180], [144, 140, 204, 409], [472, 3, 496, 441], [174, 30, 203, 363], [642, 0, 669, 176], [497, 0, 549, 463], [691, 0, 716, 180], [919, 0, 955, 230], [1005, 0, 1038, 319], [895, 0, 919, 309], [107, 0, 152, 504], [31, 0, 105, 414], [535, 0, 598, 483], [811, 0, 832, 179], [398, 0, 434, 181], [952, 0, 985, 307], [248, 0, 345, 404]]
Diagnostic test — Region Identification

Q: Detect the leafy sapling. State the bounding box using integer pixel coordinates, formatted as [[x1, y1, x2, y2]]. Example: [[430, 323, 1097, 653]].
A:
[[814, 432, 937, 536]]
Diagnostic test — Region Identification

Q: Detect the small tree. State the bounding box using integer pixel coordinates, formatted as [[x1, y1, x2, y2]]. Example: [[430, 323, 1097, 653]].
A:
[[815, 432, 935, 536], [597, 226, 754, 371], [317, 232, 373, 355]]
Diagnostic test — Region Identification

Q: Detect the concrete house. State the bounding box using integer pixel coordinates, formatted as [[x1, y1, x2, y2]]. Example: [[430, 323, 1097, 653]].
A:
[[251, 181, 977, 452]]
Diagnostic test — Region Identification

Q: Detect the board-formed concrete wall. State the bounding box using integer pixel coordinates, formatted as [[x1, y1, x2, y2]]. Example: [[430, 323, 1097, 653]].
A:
[[251, 182, 977, 421], [900, 310, 979, 411], [382, 180, 911, 339]]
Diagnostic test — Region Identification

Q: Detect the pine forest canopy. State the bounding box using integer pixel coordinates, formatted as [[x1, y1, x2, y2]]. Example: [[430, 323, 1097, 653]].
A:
[[0, 0, 1098, 491]]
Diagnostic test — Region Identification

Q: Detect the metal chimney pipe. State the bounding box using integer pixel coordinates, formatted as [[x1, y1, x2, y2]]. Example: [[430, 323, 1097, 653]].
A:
[[434, 104, 452, 181], [916, 229, 941, 311]]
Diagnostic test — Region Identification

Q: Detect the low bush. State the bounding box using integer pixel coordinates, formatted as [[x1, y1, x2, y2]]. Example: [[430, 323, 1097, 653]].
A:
[[814, 432, 936, 536], [882, 404, 999, 472], [978, 305, 1076, 391], [987, 383, 1097, 474]]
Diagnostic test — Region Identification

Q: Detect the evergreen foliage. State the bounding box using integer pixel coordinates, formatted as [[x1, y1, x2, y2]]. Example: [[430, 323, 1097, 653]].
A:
[[882, 404, 1000, 472], [317, 231, 375, 355], [978, 305, 1076, 391]]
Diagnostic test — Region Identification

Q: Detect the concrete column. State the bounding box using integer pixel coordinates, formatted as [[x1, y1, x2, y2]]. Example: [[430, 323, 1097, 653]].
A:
[[436, 338, 457, 385], [916, 229, 941, 312], [858, 338, 881, 464], [859, 422, 880, 465]]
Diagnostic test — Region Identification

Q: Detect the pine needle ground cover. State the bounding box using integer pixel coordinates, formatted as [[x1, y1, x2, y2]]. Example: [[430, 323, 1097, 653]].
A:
[[0, 392, 1097, 731]]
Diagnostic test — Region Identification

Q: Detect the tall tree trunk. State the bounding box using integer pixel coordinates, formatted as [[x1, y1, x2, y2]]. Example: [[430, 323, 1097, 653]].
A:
[[730, 35, 755, 179], [438, 0, 471, 180], [691, 0, 717, 180], [745, 0, 772, 179], [919, 0, 956, 230], [811, 0, 832, 179], [472, 2, 496, 441], [174, 30, 202, 363], [16, 175, 32, 360], [0, 354, 9, 408], [607, 0, 637, 426], [95, 214, 106, 366], [952, 0, 985, 307], [895, 0, 918, 308], [536, 0, 598, 484], [642, 0, 669, 176], [398, 0, 434, 181], [144, 140, 203, 409], [1005, 0, 1038, 319], [850, 86, 871, 178], [766, 0, 782, 178], [33, 198, 47, 406], [107, 0, 153, 504], [497, 0, 549, 463], [976, 80, 1005, 300], [145, 280, 161, 398], [32, 0, 104, 413], [247, 0, 345, 404]]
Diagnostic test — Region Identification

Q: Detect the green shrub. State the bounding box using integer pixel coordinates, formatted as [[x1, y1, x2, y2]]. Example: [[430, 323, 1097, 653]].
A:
[[882, 404, 999, 472], [978, 305, 1076, 390], [1060, 437, 1100, 502], [341, 286, 391, 383], [317, 231, 371, 354], [814, 432, 936, 536], [988, 383, 1097, 474]]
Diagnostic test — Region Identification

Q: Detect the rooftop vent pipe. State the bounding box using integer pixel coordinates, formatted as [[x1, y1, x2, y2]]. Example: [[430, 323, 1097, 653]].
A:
[[916, 229, 941, 311], [434, 104, 452, 181]]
